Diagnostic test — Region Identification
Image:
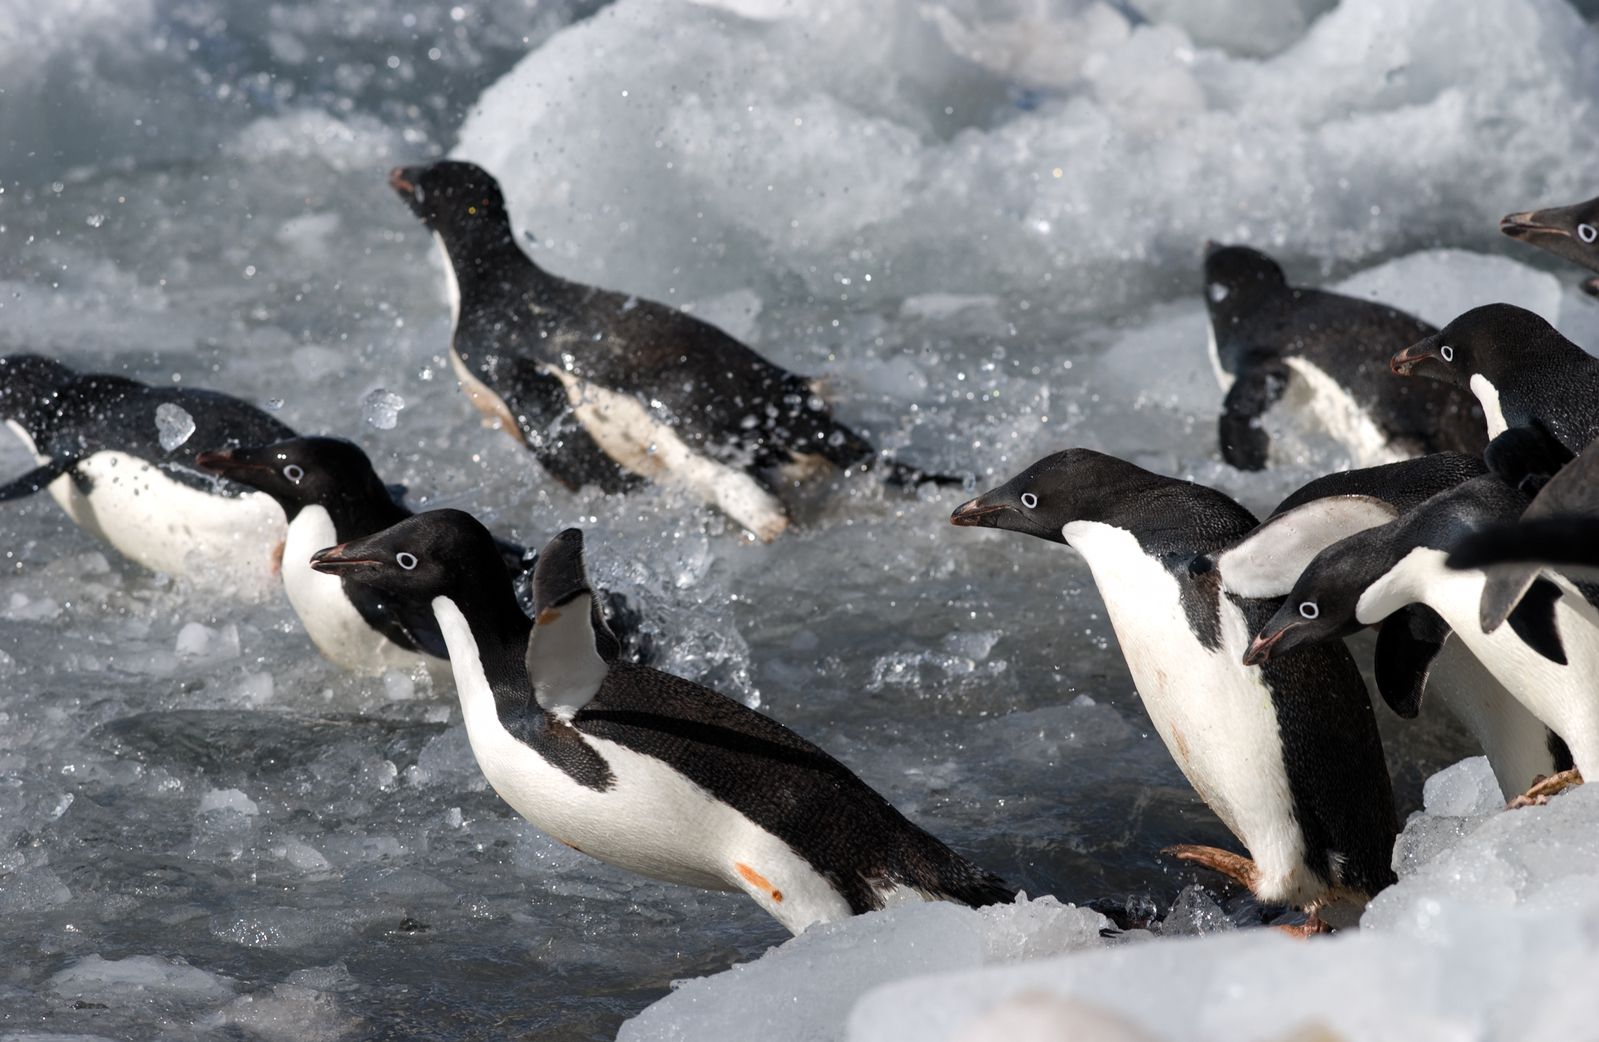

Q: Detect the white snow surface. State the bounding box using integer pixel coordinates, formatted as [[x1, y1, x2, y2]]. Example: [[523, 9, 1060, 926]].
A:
[[4, 0, 1599, 1039]]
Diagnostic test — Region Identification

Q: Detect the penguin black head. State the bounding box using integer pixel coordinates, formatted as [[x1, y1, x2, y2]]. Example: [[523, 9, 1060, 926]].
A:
[[1202, 244, 1290, 320], [1502, 196, 1599, 275], [1389, 303, 1569, 387], [196, 437, 389, 521], [0, 354, 76, 424], [389, 160, 512, 240], [1242, 543, 1372, 666], [310, 509, 506, 604]]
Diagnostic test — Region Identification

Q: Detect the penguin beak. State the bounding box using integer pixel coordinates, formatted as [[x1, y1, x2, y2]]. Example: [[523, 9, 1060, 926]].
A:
[[1499, 209, 1568, 241], [1243, 623, 1298, 666], [195, 449, 272, 479], [1390, 336, 1442, 376], [388, 166, 417, 195], [310, 543, 383, 575], [950, 495, 1009, 528]]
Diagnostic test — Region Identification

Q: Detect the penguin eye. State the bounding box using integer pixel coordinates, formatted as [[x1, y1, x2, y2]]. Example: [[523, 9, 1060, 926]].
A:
[[1439, 345, 1454, 363], [1020, 492, 1039, 509], [1580, 223, 1598, 244], [396, 552, 419, 571], [1298, 601, 1320, 620], [283, 464, 305, 483]]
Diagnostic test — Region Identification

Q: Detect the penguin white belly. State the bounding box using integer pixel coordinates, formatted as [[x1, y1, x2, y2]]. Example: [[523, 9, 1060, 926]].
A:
[[1282, 358, 1407, 468], [541, 367, 789, 543], [281, 507, 434, 676], [433, 598, 848, 933], [1364, 549, 1599, 778], [1425, 639, 1564, 800], [1205, 322, 1235, 393], [1064, 521, 1315, 905], [6, 424, 285, 597]]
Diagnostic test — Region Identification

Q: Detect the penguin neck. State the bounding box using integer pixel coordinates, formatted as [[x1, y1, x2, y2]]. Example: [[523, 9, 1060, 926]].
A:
[[1356, 545, 1449, 626], [434, 221, 555, 303], [431, 589, 538, 722], [1069, 483, 1258, 561]]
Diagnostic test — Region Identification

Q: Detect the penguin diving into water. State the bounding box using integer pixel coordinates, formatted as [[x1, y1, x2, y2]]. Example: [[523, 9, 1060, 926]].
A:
[[311, 513, 1014, 933], [952, 450, 1397, 930], [0, 354, 292, 593], [389, 159, 961, 542]]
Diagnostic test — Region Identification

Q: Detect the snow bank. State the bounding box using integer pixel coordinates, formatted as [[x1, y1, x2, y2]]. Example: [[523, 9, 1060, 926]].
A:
[[457, 0, 1599, 314], [624, 757, 1599, 1041]]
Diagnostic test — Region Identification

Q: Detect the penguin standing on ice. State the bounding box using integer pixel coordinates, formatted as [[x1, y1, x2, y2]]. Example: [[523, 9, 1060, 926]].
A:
[[310, 513, 1014, 933], [951, 450, 1397, 929], [197, 436, 651, 676], [1501, 195, 1599, 295], [1245, 476, 1599, 804], [1216, 453, 1571, 801], [1390, 303, 1599, 453], [388, 160, 958, 542], [1201, 243, 1485, 470], [0, 354, 292, 591]]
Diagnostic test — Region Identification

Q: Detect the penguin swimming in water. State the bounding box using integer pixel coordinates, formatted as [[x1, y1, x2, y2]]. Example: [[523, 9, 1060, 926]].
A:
[[310, 513, 1015, 933], [1201, 243, 1486, 471], [1216, 453, 1570, 801], [1501, 195, 1599, 295], [388, 159, 960, 542], [951, 450, 1397, 930], [197, 436, 652, 676], [0, 354, 292, 593], [1245, 476, 1598, 804], [1390, 303, 1599, 453], [1449, 437, 1599, 631]]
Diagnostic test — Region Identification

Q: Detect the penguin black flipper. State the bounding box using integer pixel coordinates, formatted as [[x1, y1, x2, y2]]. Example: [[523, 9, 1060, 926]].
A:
[[1505, 578, 1568, 666], [1483, 423, 1573, 497], [526, 529, 616, 718], [1373, 606, 1451, 719], [496, 360, 641, 494], [0, 458, 78, 501], [1218, 354, 1290, 471]]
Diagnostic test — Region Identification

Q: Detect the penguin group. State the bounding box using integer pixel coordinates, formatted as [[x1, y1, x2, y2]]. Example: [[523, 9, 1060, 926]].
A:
[[6, 158, 1599, 940]]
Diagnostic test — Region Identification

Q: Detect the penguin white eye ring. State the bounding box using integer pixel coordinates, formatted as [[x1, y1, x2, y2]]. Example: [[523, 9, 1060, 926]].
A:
[[396, 552, 419, 571], [283, 464, 305, 483], [1439, 345, 1454, 363], [1298, 601, 1320, 620], [1580, 223, 1598, 244], [1020, 492, 1039, 509]]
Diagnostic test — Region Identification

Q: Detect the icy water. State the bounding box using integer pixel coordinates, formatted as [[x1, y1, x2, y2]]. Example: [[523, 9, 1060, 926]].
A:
[[3, 1, 1599, 1039]]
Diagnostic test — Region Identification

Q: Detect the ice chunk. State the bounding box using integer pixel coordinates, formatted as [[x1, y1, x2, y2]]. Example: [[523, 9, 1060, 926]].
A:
[[362, 389, 405, 431], [618, 897, 1106, 1042], [174, 622, 241, 663], [1157, 885, 1234, 937], [1331, 249, 1565, 330], [50, 954, 235, 1003], [198, 788, 259, 817], [154, 402, 195, 453], [1421, 756, 1502, 818]]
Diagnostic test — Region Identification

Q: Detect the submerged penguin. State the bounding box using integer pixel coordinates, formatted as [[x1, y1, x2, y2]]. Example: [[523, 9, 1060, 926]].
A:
[[1217, 453, 1569, 801], [0, 354, 292, 592], [1501, 195, 1599, 295], [1245, 476, 1596, 804], [1201, 243, 1485, 471], [1390, 303, 1599, 453], [197, 436, 651, 676], [310, 513, 1015, 933], [388, 159, 959, 542], [952, 450, 1397, 930], [1449, 438, 1599, 631]]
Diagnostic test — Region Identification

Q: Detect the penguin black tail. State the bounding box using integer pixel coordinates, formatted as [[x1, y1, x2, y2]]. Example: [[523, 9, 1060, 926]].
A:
[[887, 832, 1018, 910]]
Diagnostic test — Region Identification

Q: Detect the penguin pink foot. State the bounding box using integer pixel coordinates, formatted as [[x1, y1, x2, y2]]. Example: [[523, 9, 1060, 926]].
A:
[[1507, 768, 1583, 809]]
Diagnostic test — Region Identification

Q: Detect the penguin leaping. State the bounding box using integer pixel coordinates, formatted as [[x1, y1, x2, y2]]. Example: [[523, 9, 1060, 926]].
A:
[[311, 512, 1014, 933]]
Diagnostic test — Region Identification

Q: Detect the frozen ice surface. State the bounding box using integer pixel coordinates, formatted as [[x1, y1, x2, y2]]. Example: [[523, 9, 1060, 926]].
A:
[[619, 897, 1108, 1042], [153, 403, 196, 453]]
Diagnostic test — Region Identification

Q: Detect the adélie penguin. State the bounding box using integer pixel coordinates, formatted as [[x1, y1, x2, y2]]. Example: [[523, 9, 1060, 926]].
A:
[[388, 159, 960, 542], [197, 436, 652, 676], [1216, 453, 1570, 802], [1501, 195, 1599, 295], [1390, 303, 1599, 453], [0, 354, 292, 593], [1245, 476, 1597, 804], [952, 450, 1397, 930], [310, 512, 1015, 933], [1201, 243, 1485, 471]]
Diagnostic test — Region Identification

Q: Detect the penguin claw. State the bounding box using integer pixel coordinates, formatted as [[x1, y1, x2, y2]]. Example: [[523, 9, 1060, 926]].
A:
[[1506, 768, 1583, 809], [1274, 912, 1333, 939]]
